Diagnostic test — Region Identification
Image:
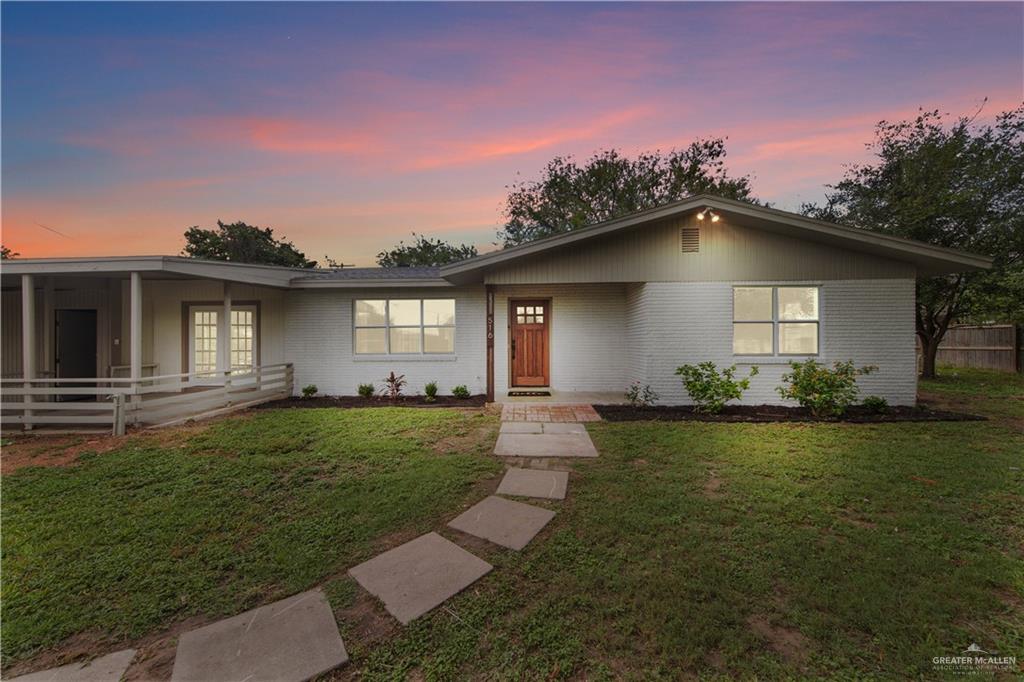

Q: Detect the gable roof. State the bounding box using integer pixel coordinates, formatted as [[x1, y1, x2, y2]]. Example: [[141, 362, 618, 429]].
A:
[[440, 194, 992, 283]]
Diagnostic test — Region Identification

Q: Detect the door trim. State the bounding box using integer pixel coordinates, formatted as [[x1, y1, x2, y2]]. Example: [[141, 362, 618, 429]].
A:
[[508, 298, 551, 388]]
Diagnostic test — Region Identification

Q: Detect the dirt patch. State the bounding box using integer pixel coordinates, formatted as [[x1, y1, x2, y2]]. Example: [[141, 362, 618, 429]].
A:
[[593, 403, 985, 423], [255, 394, 487, 410], [703, 471, 724, 499], [746, 613, 810, 665], [431, 423, 499, 455], [837, 509, 877, 529]]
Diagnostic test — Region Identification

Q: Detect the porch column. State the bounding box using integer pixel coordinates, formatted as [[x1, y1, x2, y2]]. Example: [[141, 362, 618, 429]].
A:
[[219, 282, 232, 383], [21, 274, 36, 430], [485, 284, 495, 402], [130, 272, 142, 395]]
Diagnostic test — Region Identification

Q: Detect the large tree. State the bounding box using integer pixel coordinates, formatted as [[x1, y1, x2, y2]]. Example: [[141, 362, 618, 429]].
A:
[[182, 220, 317, 268], [377, 233, 478, 267], [1, 245, 18, 259], [499, 141, 757, 246], [803, 104, 1024, 379]]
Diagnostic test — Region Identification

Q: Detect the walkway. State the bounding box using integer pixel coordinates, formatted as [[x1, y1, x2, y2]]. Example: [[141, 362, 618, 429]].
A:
[[11, 408, 601, 682]]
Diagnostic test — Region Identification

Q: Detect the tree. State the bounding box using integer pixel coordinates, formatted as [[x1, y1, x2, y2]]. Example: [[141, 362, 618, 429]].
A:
[[377, 233, 478, 267], [182, 220, 317, 268], [498, 141, 757, 246], [803, 104, 1024, 378], [1, 245, 18, 259]]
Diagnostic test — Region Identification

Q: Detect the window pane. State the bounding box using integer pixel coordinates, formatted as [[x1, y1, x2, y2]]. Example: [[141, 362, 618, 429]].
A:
[[423, 299, 455, 326], [355, 300, 386, 326], [230, 308, 255, 372], [778, 287, 818, 321], [734, 287, 773, 321], [193, 310, 218, 373], [779, 323, 818, 354], [424, 327, 455, 353], [389, 299, 421, 326], [389, 327, 421, 353], [733, 322, 773, 354], [355, 328, 387, 354]]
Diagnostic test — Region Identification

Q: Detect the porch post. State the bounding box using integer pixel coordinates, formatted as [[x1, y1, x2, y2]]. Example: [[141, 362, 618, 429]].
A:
[[130, 271, 142, 399], [219, 282, 232, 379], [21, 274, 36, 430], [485, 284, 495, 402]]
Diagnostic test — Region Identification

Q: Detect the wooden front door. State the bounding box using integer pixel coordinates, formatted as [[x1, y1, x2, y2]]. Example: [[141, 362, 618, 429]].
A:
[[510, 300, 550, 387]]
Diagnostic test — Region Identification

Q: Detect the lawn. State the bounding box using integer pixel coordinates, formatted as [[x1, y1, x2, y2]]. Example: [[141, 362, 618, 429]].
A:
[[0, 408, 501, 667]]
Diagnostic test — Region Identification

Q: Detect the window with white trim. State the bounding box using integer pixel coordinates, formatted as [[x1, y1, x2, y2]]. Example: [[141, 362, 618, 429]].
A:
[[733, 286, 819, 355], [354, 299, 456, 354], [189, 305, 257, 376]]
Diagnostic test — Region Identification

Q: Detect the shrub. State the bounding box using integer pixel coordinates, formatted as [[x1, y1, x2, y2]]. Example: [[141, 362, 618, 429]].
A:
[[625, 381, 659, 407], [862, 395, 889, 414], [675, 362, 759, 414], [424, 381, 438, 403], [451, 384, 471, 399], [383, 372, 406, 400], [777, 359, 877, 417], [357, 383, 375, 399], [301, 384, 318, 399]]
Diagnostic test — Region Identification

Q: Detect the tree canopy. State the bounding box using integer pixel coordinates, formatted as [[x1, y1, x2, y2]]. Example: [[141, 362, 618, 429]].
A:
[[1, 245, 18, 260], [182, 220, 317, 268], [499, 141, 757, 247], [802, 103, 1024, 378], [377, 233, 478, 268]]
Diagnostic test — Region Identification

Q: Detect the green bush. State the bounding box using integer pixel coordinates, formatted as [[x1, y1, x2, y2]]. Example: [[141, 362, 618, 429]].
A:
[[451, 384, 471, 399], [625, 381, 659, 407], [424, 381, 438, 403], [675, 362, 759, 414], [301, 384, 318, 399], [777, 359, 877, 417], [862, 395, 889, 414], [357, 383, 375, 399]]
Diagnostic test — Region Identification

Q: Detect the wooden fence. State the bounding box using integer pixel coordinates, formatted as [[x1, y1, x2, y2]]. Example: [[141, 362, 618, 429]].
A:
[[0, 363, 293, 435], [921, 324, 1022, 373]]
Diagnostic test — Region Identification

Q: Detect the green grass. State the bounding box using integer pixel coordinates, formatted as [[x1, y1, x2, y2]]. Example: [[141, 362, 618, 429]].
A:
[[920, 366, 1024, 423], [1, 408, 501, 663], [339, 375, 1024, 679]]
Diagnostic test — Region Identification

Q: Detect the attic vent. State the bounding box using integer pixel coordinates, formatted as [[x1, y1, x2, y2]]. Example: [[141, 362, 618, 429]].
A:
[[680, 226, 700, 252]]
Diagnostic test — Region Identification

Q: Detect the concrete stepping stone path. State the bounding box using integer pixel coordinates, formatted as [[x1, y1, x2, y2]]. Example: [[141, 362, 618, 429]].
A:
[[10, 649, 137, 682], [171, 588, 347, 682], [494, 432, 598, 458], [497, 467, 569, 500], [448, 495, 556, 550], [349, 532, 492, 624]]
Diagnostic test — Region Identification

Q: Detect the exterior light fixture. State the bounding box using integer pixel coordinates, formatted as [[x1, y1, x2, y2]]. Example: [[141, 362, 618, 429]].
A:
[[697, 207, 720, 222]]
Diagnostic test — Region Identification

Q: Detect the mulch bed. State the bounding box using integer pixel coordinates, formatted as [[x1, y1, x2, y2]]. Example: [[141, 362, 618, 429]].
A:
[[255, 395, 487, 410], [593, 403, 986, 423]]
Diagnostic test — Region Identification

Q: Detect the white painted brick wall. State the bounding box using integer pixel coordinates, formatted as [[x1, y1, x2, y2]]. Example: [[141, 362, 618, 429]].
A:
[[632, 279, 917, 406], [284, 287, 487, 397]]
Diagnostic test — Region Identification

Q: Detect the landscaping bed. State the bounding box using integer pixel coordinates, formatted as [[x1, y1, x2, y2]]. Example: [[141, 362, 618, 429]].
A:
[[255, 394, 487, 409], [593, 403, 985, 423]]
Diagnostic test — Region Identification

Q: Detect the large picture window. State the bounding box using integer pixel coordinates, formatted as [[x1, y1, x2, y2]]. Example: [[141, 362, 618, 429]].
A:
[[733, 286, 818, 355], [354, 299, 456, 354]]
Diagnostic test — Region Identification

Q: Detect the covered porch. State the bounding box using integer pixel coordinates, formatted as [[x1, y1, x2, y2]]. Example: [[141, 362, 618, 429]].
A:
[[1, 257, 294, 434]]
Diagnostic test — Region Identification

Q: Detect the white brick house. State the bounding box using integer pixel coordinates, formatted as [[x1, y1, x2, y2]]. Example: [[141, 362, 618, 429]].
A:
[[1, 195, 990, 431]]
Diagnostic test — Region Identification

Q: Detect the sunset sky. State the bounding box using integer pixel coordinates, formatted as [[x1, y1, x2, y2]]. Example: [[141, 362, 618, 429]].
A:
[[2, 2, 1021, 265]]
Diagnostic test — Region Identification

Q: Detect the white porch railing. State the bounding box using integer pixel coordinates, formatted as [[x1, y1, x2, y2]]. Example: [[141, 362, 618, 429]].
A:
[[0, 363, 293, 436]]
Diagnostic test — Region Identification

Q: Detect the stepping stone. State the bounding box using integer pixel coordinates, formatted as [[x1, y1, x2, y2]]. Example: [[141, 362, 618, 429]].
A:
[[10, 649, 136, 682], [541, 422, 587, 434], [494, 433, 598, 458], [349, 532, 492, 625], [170, 588, 346, 682], [448, 495, 556, 550], [497, 468, 569, 500], [499, 421, 543, 434]]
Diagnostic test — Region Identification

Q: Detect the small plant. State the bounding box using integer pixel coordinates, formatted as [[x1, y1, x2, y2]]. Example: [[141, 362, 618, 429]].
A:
[[862, 395, 889, 414], [675, 362, 759, 414], [357, 382, 375, 399], [424, 381, 438, 403], [384, 372, 406, 400], [777, 359, 877, 417], [301, 384, 318, 399], [451, 384, 471, 400], [625, 381, 659, 408]]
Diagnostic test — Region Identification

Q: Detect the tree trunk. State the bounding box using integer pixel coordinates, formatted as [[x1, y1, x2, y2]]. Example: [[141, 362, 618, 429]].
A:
[[919, 336, 941, 379]]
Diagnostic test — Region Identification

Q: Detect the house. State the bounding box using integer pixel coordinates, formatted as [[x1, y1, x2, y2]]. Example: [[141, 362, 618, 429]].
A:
[[1, 195, 991, 432]]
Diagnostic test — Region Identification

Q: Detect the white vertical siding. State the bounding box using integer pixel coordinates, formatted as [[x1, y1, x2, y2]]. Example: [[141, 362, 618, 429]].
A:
[[284, 287, 487, 396]]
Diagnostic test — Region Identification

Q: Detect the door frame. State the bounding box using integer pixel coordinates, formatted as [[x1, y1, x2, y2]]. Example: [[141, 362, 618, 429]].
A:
[[508, 297, 551, 388]]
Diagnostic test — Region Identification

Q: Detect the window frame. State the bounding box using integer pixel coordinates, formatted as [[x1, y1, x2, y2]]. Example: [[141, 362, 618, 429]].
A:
[[184, 301, 261, 377], [732, 285, 820, 357], [353, 298, 456, 355]]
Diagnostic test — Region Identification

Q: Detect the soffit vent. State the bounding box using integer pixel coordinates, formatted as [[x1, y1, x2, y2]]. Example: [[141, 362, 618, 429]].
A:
[[680, 226, 700, 252]]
